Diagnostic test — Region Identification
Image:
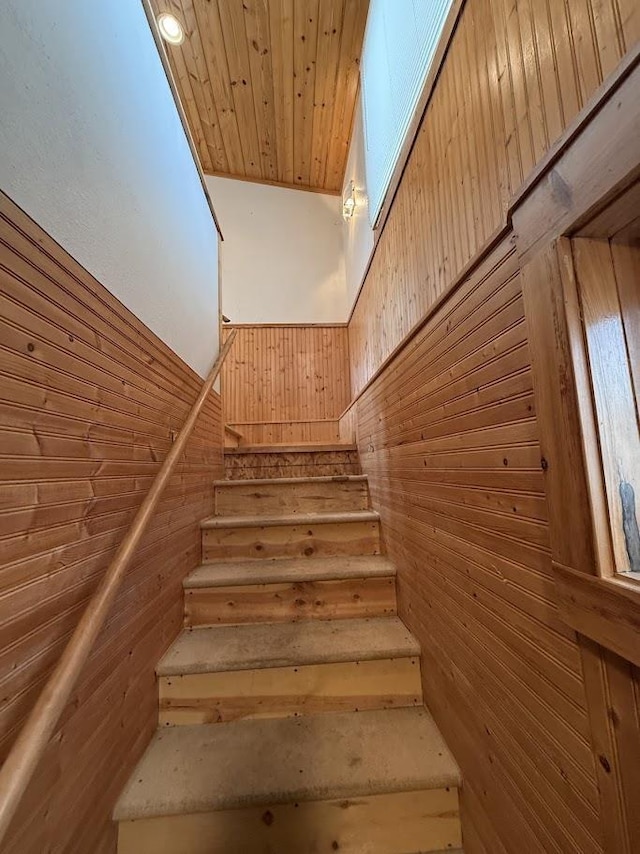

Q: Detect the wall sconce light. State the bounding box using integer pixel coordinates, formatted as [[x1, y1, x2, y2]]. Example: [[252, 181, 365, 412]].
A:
[[342, 180, 356, 221]]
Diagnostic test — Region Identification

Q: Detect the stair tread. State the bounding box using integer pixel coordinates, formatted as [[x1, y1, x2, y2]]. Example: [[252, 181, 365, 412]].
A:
[[201, 509, 379, 529], [157, 617, 419, 676], [184, 556, 396, 588], [225, 443, 357, 454], [114, 708, 460, 820], [214, 474, 368, 487]]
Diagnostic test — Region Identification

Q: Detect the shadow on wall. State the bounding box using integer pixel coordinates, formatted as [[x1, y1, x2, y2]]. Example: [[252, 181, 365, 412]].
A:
[[0, 0, 220, 378], [206, 176, 348, 323]]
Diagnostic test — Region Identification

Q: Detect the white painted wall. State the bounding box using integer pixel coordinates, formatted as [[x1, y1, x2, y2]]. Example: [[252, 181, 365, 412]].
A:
[[0, 0, 220, 377], [342, 100, 375, 309], [207, 177, 348, 323]]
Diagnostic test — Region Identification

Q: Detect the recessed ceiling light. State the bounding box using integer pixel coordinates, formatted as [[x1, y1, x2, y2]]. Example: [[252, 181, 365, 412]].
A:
[[157, 12, 185, 46]]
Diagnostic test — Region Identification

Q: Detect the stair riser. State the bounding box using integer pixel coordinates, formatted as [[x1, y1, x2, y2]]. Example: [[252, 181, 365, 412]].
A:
[[224, 450, 361, 480], [184, 576, 396, 627], [202, 519, 380, 561], [117, 788, 461, 854], [214, 480, 370, 517], [158, 657, 422, 725]]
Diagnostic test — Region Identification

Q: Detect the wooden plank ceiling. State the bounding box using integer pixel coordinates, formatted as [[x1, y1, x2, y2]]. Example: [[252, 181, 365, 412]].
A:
[[150, 0, 369, 194]]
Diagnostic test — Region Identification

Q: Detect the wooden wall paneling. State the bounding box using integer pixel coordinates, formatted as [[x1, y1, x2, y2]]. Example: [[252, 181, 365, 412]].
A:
[[513, 54, 640, 266], [580, 640, 640, 853], [343, 2, 640, 851], [348, 0, 640, 397], [459, 780, 510, 854], [519, 238, 640, 854], [0, 191, 224, 852], [338, 400, 357, 444], [149, 0, 369, 193], [618, 0, 640, 48], [351, 234, 606, 854], [514, 135, 640, 854], [227, 420, 340, 445], [221, 325, 350, 441]]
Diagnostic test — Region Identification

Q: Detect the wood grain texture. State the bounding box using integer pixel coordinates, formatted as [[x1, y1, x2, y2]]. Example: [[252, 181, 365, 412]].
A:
[[224, 448, 361, 480], [340, 5, 639, 851], [201, 516, 380, 561], [158, 656, 421, 724], [349, 0, 639, 396], [339, 400, 357, 443], [227, 419, 341, 445], [554, 566, 640, 667], [184, 576, 396, 627], [148, 0, 369, 193], [0, 192, 224, 853], [520, 241, 600, 578], [222, 324, 350, 432], [579, 639, 640, 854], [117, 787, 461, 854], [571, 237, 640, 577], [352, 235, 605, 854], [214, 477, 369, 516], [519, 205, 640, 850]]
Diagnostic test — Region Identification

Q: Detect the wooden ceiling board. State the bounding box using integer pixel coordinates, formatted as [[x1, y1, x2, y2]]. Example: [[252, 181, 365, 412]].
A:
[[150, 0, 369, 193], [186, 0, 242, 174], [270, 0, 295, 186]]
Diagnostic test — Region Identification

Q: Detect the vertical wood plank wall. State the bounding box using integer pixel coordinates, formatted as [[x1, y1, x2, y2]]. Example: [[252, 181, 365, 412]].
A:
[[221, 324, 350, 443], [0, 192, 224, 853], [348, 0, 639, 396], [344, 1, 639, 852], [354, 235, 602, 853]]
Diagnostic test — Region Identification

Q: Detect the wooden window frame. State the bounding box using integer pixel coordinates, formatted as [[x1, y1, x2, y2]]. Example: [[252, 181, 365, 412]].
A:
[[511, 49, 640, 667], [567, 232, 640, 583]]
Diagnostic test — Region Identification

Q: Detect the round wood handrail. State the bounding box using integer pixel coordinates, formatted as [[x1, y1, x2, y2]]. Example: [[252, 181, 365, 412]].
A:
[[0, 329, 237, 842]]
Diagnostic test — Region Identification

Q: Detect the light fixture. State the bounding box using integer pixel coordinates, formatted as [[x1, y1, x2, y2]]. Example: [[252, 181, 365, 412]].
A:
[[342, 180, 356, 221], [157, 12, 185, 46]]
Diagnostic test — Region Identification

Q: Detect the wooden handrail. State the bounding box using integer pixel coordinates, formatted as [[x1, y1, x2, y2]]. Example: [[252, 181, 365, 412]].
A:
[[0, 329, 237, 841]]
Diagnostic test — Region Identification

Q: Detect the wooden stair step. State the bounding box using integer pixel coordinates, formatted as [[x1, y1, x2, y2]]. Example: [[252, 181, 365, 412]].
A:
[[201, 510, 381, 562], [224, 445, 361, 480], [114, 708, 461, 818], [214, 474, 370, 516], [184, 555, 396, 587], [118, 795, 462, 854], [183, 556, 397, 627], [224, 443, 357, 454], [157, 618, 422, 725], [158, 617, 418, 675], [215, 474, 368, 486], [201, 509, 379, 529]]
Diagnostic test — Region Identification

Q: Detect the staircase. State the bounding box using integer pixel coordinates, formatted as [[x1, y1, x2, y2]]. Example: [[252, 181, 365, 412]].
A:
[[114, 452, 462, 853], [223, 442, 362, 479]]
